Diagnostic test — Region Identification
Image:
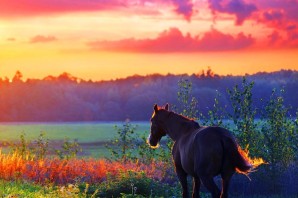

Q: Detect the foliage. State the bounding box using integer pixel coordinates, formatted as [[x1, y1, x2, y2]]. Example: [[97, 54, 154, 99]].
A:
[[10, 133, 35, 160], [200, 90, 226, 127], [55, 138, 82, 160], [176, 78, 198, 119], [106, 121, 138, 162], [261, 89, 297, 167], [0, 149, 172, 185], [105, 120, 177, 186], [227, 77, 262, 156], [89, 171, 180, 198], [0, 180, 49, 198], [0, 180, 97, 198], [32, 132, 49, 160], [9, 132, 81, 160], [258, 89, 298, 194], [134, 133, 158, 164]]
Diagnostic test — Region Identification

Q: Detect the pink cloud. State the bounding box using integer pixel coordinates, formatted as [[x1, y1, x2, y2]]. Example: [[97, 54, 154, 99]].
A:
[[263, 10, 284, 21], [87, 27, 255, 52], [208, 0, 257, 25], [267, 31, 281, 45], [30, 35, 57, 43], [0, 0, 194, 20], [266, 27, 298, 49], [286, 25, 298, 48], [0, 0, 124, 18], [171, 0, 194, 21], [124, 0, 195, 20], [253, 0, 298, 28], [254, 0, 298, 21]]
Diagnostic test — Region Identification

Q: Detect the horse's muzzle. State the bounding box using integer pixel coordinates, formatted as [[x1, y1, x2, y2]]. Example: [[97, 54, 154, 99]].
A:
[[147, 135, 160, 149]]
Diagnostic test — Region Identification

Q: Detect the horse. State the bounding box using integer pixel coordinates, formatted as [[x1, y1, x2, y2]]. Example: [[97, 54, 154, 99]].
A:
[[148, 104, 255, 198]]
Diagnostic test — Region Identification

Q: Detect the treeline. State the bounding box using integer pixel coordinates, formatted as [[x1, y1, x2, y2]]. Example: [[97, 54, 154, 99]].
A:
[[0, 70, 297, 121]]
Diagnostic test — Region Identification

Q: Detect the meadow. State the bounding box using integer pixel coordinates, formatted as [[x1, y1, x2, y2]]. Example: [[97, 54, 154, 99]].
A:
[[0, 122, 150, 158]]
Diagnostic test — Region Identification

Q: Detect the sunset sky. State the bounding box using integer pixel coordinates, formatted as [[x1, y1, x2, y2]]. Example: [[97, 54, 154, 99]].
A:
[[0, 0, 298, 81]]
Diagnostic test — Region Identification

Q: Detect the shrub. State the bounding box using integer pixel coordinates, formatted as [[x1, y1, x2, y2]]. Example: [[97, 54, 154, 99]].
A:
[[88, 171, 181, 198], [106, 121, 138, 162], [259, 89, 298, 194], [55, 138, 82, 160], [227, 77, 262, 156]]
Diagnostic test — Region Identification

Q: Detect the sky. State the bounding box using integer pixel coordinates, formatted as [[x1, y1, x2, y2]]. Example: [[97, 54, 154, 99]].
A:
[[0, 0, 298, 81]]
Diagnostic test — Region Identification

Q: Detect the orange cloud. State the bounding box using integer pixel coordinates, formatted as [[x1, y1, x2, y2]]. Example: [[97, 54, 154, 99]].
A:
[[87, 27, 255, 53], [7, 38, 16, 41], [30, 35, 57, 43]]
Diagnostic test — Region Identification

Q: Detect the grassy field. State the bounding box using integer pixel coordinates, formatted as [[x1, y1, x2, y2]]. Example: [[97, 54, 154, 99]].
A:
[[0, 179, 92, 198], [0, 122, 150, 142], [0, 122, 150, 158], [0, 180, 293, 198]]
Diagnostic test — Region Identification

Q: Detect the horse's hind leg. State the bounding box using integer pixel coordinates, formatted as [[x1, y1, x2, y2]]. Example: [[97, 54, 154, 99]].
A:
[[176, 168, 189, 198], [192, 176, 201, 198], [200, 176, 220, 198], [220, 170, 234, 198]]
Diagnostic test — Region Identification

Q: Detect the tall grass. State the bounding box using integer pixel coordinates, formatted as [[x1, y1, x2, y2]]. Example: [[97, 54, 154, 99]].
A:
[[0, 149, 169, 185]]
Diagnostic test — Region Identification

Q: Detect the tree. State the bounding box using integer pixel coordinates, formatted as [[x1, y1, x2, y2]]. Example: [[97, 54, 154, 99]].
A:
[[260, 89, 297, 193], [261, 89, 297, 167], [227, 77, 262, 156], [12, 70, 23, 82], [107, 120, 138, 162], [175, 78, 198, 119]]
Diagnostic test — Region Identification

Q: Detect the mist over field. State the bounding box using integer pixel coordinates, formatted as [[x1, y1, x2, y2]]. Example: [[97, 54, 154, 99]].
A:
[[0, 69, 297, 122]]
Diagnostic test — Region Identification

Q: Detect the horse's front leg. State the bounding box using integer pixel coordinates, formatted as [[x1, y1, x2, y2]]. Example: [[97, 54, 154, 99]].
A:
[[193, 176, 201, 198], [176, 168, 189, 198]]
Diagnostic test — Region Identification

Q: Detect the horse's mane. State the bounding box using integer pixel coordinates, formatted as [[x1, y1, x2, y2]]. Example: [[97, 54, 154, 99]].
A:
[[169, 111, 201, 130]]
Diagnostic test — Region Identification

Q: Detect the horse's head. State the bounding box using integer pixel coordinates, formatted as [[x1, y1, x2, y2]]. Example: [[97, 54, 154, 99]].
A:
[[148, 104, 169, 148]]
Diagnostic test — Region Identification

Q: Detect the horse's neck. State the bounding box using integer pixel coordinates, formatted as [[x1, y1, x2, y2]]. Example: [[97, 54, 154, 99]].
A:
[[165, 114, 197, 141]]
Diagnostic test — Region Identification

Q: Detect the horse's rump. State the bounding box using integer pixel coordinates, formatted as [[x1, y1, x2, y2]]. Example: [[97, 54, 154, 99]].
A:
[[195, 127, 252, 174], [221, 134, 252, 174]]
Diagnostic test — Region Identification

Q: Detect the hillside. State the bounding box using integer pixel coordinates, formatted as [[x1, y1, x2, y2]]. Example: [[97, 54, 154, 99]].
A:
[[0, 70, 297, 121]]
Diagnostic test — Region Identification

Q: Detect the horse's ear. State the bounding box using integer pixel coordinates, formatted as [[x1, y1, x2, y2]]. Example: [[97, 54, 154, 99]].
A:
[[165, 103, 169, 111], [154, 104, 158, 113]]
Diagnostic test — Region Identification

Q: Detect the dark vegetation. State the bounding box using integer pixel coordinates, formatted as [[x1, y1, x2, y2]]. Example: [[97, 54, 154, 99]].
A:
[[0, 69, 297, 121]]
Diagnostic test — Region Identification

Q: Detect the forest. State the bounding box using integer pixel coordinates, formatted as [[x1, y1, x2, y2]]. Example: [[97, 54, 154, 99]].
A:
[[0, 69, 297, 122]]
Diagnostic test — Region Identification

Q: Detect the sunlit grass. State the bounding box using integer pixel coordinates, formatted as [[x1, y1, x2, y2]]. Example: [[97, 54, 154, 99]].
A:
[[0, 179, 97, 198], [0, 149, 166, 185]]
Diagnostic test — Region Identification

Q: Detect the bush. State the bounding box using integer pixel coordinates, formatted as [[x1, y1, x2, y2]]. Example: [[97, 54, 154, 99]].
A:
[[86, 171, 181, 198], [106, 121, 138, 162], [227, 77, 262, 156], [259, 89, 298, 194]]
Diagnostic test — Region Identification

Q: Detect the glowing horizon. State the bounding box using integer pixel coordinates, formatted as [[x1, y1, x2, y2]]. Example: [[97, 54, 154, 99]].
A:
[[1, 0, 298, 81]]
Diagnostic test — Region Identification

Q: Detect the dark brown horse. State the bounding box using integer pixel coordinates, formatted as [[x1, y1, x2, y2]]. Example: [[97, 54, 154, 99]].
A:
[[148, 104, 257, 198]]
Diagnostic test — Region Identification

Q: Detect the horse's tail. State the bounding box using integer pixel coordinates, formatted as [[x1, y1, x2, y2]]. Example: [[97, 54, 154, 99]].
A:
[[223, 136, 253, 174]]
